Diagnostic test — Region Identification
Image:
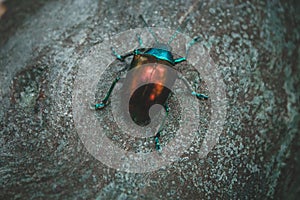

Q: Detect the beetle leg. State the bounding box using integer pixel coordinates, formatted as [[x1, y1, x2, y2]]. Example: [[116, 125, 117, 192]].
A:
[[174, 57, 186, 64], [154, 102, 170, 151], [177, 74, 208, 100], [174, 36, 202, 64], [185, 36, 201, 58], [94, 76, 122, 110], [111, 47, 135, 62]]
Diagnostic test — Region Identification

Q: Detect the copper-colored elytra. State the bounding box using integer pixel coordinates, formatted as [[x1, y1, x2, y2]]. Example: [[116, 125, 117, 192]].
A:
[[0, 1, 6, 18], [128, 55, 171, 98]]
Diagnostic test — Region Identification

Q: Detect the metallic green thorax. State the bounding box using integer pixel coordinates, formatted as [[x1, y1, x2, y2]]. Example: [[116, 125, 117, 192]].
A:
[[135, 48, 186, 65]]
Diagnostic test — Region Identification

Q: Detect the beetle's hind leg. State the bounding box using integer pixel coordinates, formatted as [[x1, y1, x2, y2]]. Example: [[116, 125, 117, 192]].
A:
[[178, 74, 208, 100], [154, 102, 170, 151]]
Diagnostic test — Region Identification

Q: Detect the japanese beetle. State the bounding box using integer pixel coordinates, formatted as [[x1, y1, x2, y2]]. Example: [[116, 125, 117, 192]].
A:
[[94, 16, 208, 151]]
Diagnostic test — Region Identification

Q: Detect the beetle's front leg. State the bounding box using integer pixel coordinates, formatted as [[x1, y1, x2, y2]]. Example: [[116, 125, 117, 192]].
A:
[[111, 47, 135, 62], [93, 47, 135, 110], [154, 102, 170, 151], [178, 74, 208, 100], [93, 76, 122, 110], [174, 36, 202, 64]]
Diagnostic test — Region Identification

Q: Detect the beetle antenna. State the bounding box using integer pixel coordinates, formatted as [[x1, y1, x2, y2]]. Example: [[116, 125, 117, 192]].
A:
[[168, 1, 202, 45], [139, 15, 160, 44], [167, 19, 190, 45]]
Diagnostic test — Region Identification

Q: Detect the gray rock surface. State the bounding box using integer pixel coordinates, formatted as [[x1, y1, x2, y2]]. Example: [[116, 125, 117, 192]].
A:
[[0, 0, 299, 199]]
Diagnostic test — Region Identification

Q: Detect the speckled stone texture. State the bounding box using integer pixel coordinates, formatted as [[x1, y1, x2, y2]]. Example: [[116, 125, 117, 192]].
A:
[[0, 0, 299, 199]]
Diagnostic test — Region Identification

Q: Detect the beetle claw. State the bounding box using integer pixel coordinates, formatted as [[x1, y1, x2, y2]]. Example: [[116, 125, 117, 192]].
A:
[[196, 94, 209, 100], [154, 136, 162, 152], [89, 103, 95, 110], [192, 92, 208, 100], [93, 101, 109, 110], [155, 144, 162, 152]]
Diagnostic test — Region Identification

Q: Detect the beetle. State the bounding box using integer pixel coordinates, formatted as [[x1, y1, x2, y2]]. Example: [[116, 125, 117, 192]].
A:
[[94, 15, 208, 151]]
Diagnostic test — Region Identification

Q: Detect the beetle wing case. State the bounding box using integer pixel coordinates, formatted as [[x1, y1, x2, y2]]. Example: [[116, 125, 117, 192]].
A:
[[121, 53, 177, 126]]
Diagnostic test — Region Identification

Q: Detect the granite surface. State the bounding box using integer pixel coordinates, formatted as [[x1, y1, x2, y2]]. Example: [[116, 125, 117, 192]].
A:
[[0, 0, 299, 199]]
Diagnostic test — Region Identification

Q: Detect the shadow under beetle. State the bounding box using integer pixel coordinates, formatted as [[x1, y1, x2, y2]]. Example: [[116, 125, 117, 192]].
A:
[[93, 16, 208, 151]]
